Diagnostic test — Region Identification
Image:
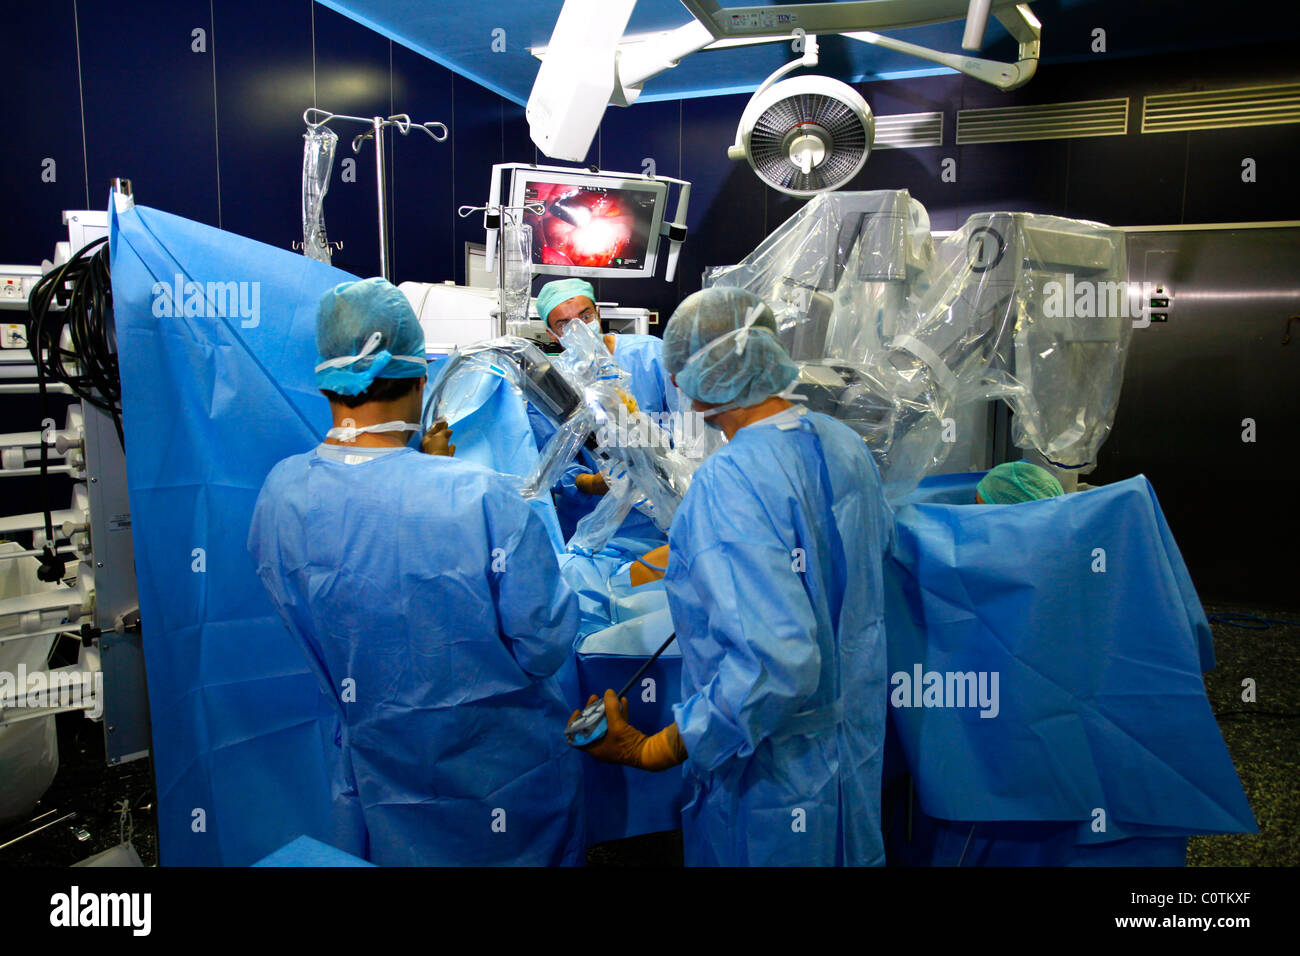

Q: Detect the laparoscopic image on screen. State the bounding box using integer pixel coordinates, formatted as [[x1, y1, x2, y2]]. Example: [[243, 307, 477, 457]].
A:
[[522, 181, 656, 270]]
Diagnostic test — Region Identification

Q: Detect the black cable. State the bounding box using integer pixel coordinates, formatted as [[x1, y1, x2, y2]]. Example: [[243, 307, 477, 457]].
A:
[[30, 280, 58, 574], [27, 237, 120, 425], [24, 236, 120, 581]]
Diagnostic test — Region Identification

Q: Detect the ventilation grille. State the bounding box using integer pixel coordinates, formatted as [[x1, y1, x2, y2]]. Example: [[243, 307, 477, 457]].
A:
[[955, 98, 1129, 144], [873, 111, 943, 149], [1141, 83, 1300, 133], [748, 92, 870, 193]]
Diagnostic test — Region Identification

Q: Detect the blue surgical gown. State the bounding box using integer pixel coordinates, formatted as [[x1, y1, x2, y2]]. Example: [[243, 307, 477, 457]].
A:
[[666, 408, 893, 866], [247, 445, 585, 866], [610, 333, 679, 418]]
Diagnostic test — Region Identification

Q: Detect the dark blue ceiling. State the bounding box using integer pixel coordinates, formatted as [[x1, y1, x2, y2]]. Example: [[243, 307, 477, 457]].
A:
[[317, 0, 1289, 106]]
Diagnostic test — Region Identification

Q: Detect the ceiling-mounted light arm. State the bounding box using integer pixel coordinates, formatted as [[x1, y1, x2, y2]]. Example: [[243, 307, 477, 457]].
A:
[[680, 0, 1028, 37], [755, 33, 819, 98], [994, 2, 1041, 46], [677, 0, 724, 38], [604, 1, 1036, 103], [530, 27, 823, 63], [962, 0, 993, 51], [612, 20, 715, 106], [844, 3, 1039, 90], [527, 1, 1040, 163]]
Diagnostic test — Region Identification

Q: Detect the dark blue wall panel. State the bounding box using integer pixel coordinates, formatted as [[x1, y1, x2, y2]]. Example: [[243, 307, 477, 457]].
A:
[[850, 75, 963, 231], [78, 0, 219, 227], [1063, 134, 1187, 226], [1183, 126, 1300, 224], [212, 0, 315, 251], [503, 100, 536, 167], [390, 43, 456, 284], [678, 92, 768, 296], [954, 140, 1071, 221], [1, 1, 86, 263], [312, 2, 394, 278], [451, 78, 510, 286], [5, 10, 1294, 291]]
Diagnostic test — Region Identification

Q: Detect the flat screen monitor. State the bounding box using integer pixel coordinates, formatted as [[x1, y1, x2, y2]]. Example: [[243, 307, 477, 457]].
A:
[[509, 169, 668, 279]]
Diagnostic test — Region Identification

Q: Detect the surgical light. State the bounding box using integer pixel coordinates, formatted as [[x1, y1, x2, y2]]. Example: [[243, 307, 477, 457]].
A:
[[730, 74, 875, 197]]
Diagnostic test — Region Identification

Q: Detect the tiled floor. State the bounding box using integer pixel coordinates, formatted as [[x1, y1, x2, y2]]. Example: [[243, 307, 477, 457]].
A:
[[1189, 603, 1300, 866], [0, 708, 158, 866]]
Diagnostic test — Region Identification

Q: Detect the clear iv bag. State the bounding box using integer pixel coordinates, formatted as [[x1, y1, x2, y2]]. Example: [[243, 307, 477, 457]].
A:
[[501, 222, 533, 337], [302, 127, 338, 265]]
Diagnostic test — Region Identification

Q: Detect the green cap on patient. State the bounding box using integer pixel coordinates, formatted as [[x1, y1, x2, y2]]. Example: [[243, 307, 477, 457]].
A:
[[976, 461, 1065, 504]]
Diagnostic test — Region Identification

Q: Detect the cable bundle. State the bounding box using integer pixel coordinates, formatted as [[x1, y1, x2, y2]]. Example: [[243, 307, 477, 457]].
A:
[[22, 236, 119, 581], [26, 236, 122, 445]]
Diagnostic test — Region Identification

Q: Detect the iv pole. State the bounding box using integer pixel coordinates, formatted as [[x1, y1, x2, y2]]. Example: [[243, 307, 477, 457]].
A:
[[303, 108, 448, 280], [457, 201, 546, 337]]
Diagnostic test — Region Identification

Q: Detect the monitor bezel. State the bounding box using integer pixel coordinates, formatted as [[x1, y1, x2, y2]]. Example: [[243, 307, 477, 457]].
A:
[[508, 168, 669, 280]]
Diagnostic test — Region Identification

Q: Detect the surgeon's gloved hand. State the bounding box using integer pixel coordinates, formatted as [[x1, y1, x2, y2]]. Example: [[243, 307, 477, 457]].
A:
[[421, 420, 454, 457], [571, 691, 686, 772], [614, 388, 639, 415], [630, 544, 670, 587], [574, 472, 609, 496]]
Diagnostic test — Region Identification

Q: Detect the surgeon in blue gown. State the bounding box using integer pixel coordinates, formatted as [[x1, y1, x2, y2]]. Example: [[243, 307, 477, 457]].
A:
[[575, 287, 894, 866], [530, 279, 680, 541], [248, 278, 584, 866]]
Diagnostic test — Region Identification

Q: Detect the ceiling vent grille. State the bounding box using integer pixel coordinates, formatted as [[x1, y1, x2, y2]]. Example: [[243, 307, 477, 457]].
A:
[[872, 111, 943, 149], [1141, 83, 1300, 133], [955, 98, 1129, 144]]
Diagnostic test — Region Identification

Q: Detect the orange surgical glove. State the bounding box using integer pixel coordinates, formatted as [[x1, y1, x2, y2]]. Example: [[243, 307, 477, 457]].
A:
[[639, 722, 688, 772], [574, 472, 609, 495], [614, 388, 639, 415], [569, 690, 686, 772], [629, 545, 670, 587]]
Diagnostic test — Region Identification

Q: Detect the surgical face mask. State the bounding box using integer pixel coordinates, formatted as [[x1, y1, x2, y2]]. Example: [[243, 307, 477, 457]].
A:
[[551, 308, 598, 338], [558, 311, 608, 354], [326, 420, 422, 443]]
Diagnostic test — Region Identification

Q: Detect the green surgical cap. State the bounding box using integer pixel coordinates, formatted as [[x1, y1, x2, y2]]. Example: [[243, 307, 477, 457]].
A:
[[536, 279, 596, 325], [315, 278, 426, 396], [976, 461, 1065, 504]]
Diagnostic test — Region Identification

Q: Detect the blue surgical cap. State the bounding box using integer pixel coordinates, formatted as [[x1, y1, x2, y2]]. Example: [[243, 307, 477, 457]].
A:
[[315, 278, 427, 396], [662, 287, 798, 407], [976, 461, 1065, 504], [536, 279, 596, 325]]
